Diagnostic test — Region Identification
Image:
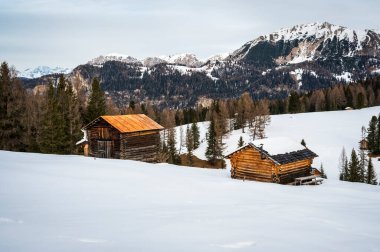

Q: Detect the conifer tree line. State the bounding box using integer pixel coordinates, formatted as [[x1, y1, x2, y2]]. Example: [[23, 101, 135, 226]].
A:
[[338, 120, 379, 185], [0, 61, 108, 154], [339, 147, 377, 185], [280, 77, 380, 114], [2, 58, 380, 161]]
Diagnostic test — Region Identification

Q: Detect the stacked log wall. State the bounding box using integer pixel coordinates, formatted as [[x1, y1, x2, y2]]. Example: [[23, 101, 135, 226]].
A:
[[120, 131, 160, 162], [278, 160, 312, 184], [229, 146, 314, 184], [230, 147, 276, 182]]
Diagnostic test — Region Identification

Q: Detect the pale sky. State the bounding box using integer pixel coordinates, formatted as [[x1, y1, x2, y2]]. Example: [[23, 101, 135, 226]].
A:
[[1, 0, 379, 70]]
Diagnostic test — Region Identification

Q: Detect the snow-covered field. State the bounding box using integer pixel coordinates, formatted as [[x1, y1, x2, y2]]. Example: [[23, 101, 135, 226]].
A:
[[186, 106, 380, 179], [1, 107, 380, 251]]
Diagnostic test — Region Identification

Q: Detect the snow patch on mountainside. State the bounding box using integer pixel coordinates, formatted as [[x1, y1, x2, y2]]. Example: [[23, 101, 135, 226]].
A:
[[334, 72, 353, 82]]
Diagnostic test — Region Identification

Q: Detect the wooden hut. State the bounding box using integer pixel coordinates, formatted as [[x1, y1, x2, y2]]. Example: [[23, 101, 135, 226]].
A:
[[81, 114, 164, 162], [311, 168, 322, 177], [225, 137, 318, 184], [359, 139, 369, 150]]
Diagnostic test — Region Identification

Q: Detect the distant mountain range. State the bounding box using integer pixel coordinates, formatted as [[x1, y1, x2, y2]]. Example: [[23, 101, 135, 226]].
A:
[[19, 66, 72, 79], [21, 22, 380, 107]]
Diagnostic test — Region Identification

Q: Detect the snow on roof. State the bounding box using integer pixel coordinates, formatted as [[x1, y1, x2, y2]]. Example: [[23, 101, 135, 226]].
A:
[[76, 129, 88, 145], [225, 137, 306, 158], [252, 137, 306, 156]]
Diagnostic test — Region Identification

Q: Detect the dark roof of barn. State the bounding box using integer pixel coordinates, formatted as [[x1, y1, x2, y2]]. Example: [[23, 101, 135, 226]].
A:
[[83, 114, 164, 133], [270, 149, 318, 165], [225, 138, 318, 165]]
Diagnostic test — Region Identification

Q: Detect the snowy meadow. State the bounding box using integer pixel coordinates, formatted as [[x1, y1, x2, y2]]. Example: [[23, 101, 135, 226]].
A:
[[1, 107, 380, 252]]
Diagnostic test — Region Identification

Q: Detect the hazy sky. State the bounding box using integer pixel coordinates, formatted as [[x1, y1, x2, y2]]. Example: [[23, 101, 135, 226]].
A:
[[1, 0, 379, 70]]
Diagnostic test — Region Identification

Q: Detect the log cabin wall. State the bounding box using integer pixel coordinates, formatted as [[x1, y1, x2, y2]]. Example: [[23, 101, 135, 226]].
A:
[[230, 147, 276, 182], [277, 159, 312, 184], [120, 130, 160, 162], [229, 146, 315, 184], [87, 120, 121, 159]]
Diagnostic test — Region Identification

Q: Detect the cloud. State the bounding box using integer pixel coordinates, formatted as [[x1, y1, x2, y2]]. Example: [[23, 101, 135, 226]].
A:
[[1, 0, 379, 70]]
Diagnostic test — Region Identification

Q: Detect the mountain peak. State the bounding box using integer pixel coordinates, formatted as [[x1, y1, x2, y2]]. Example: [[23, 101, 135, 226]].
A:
[[87, 53, 140, 66], [230, 21, 379, 65]]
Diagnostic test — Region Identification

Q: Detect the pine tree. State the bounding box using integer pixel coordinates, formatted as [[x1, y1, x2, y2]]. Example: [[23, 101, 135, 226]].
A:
[[39, 82, 57, 153], [54, 75, 70, 154], [358, 147, 367, 183], [186, 125, 194, 166], [205, 115, 223, 164], [320, 163, 327, 179], [85, 77, 106, 124], [376, 114, 380, 154], [0, 62, 26, 151], [191, 121, 200, 149], [238, 136, 244, 147], [367, 116, 378, 153], [66, 81, 82, 153], [167, 127, 180, 165], [366, 158, 377, 185], [348, 149, 360, 182]]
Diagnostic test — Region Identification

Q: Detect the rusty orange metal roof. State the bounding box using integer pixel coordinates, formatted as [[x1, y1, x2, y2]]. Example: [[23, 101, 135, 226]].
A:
[[84, 114, 164, 133]]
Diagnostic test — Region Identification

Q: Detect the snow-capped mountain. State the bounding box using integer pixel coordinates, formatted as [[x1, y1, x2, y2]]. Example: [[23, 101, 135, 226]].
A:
[[157, 53, 203, 67], [21, 22, 380, 108], [88, 53, 203, 68], [230, 22, 380, 65], [19, 66, 72, 79], [87, 53, 140, 66]]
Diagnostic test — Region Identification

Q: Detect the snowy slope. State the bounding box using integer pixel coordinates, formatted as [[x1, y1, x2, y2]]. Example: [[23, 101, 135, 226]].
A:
[[190, 106, 380, 179], [1, 107, 380, 251], [1, 150, 380, 252]]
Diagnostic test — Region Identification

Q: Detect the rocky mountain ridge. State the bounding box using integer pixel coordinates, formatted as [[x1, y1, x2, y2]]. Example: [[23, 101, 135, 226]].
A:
[[20, 22, 380, 108]]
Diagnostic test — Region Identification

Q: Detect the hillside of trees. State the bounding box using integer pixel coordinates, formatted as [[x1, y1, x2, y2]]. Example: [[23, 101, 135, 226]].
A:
[[2, 60, 380, 167]]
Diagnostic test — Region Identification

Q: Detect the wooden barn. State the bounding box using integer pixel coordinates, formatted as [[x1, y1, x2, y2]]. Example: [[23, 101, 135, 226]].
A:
[[81, 114, 164, 162], [359, 139, 369, 150], [225, 137, 318, 184]]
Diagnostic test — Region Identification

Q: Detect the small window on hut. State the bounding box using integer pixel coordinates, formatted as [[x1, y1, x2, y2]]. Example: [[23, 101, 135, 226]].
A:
[[97, 128, 110, 139]]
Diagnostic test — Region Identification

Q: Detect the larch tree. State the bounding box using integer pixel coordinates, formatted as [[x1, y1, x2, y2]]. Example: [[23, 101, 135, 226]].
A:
[[358, 127, 368, 182], [338, 147, 348, 181]]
